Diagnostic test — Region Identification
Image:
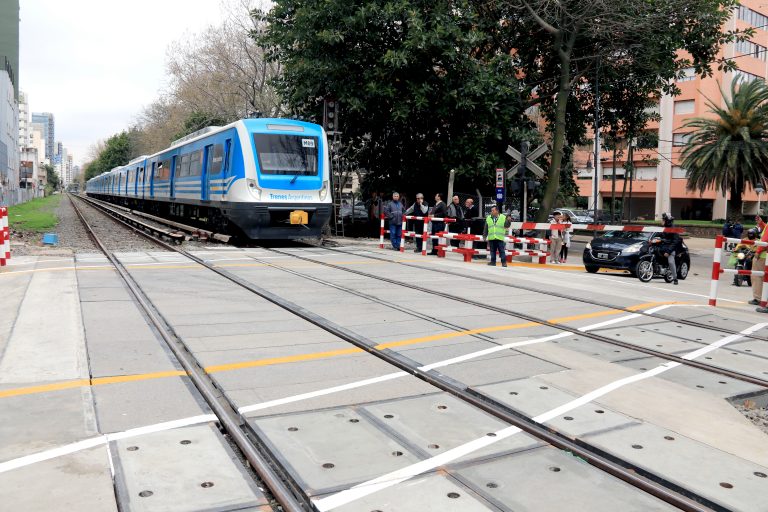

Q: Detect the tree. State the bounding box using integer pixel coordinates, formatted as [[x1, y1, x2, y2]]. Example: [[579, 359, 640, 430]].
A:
[[260, 1, 530, 194], [680, 78, 768, 221], [508, 0, 750, 220], [44, 164, 59, 195], [134, 1, 283, 155]]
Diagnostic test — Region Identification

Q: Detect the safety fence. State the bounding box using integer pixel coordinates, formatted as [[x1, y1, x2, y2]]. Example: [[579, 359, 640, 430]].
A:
[[379, 214, 550, 263], [1, 207, 10, 267], [710, 235, 768, 307], [378, 215, 686, 266]]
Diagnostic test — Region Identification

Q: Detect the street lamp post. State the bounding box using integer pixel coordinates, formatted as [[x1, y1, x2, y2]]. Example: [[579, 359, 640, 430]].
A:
[[757, 185, 764, 216]]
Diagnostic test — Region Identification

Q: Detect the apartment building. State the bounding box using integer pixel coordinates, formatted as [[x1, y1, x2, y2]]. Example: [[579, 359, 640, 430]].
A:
[[576, 0, 768, 221]]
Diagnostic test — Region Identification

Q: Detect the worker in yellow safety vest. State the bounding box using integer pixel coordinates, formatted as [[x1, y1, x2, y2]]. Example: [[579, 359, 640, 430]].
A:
[[483, 205, 512, 267]]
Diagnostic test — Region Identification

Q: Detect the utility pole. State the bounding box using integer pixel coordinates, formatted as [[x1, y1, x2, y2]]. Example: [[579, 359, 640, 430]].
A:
[[592, 61, 601, 224]]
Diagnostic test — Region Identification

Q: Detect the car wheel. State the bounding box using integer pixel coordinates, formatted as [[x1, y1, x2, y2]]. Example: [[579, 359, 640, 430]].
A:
[[677, 260, 689, 280], [585, 265, 599, 273], [636, 260, 653, 282]]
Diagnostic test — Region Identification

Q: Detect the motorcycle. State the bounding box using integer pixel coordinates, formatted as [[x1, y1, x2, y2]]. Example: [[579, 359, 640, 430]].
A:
[[636, 239, 675, 283], [732, 246, 754, 287]]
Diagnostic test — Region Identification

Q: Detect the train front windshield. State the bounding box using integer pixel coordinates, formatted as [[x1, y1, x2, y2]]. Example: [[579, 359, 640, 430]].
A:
[[253, 134, 319, 176]]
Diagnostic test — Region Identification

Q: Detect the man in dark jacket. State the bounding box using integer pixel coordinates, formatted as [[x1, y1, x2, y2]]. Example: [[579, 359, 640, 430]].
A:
[[383, 192, 405, 250], [430, 193, 448, 254], [446, 195, 464, 247], [659, 232, 683, 285], [405, 193, 429, 252]]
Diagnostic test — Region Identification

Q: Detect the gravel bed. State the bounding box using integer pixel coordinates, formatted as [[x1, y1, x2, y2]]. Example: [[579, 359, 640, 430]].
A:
[[69, 196, 168, 253], [736, 403, 768, 435]]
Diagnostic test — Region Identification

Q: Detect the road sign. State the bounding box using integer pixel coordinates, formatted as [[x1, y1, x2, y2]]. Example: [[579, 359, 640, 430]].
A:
[[495, 168, 505, 202], [506, 143, 547, 179]]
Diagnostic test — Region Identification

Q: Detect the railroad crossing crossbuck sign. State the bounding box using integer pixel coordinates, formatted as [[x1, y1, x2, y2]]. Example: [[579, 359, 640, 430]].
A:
[[505, 143, 547, 179]]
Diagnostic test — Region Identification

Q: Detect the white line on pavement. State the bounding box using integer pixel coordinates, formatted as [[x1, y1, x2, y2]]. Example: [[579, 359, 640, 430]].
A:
[[312, 320, 768, 511]]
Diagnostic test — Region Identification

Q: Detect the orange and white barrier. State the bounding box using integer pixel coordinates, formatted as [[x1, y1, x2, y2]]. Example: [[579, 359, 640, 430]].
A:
[[709, 235, 768, 307], [434, 232, 551, 264], [508, 222, 684, 233], [398, 216, 457, 256], [0, 207, 9, 266]]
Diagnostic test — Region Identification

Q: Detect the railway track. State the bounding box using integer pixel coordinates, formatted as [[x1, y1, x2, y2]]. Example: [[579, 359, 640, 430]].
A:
[[67, 193, 747, 511], [314, 243, 768, 343], [68, 194, 309, 512], [259, 245, 768, 390]]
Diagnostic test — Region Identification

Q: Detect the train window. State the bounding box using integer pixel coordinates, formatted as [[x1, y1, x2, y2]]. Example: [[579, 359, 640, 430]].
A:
[[207, 144, 224, 175], [189, 150, 203, 176], [179, 153, 191, 177], [156, 159, 171, 180], [253, 134, 318, 176]]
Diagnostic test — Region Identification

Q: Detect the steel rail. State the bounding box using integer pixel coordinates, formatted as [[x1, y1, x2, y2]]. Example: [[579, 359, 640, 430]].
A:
[[263, 246, 768, 389], [67, 195, 309, 512], [186, 248, 715, 512], [68, 195, 723, 511], [316, 243, 768, 343]]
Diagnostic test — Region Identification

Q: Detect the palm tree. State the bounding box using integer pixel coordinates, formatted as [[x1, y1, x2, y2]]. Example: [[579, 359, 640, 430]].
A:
[[680, 78, 768, 220]]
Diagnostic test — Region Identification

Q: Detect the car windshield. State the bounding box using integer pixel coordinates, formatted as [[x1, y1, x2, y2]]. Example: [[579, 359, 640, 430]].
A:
[[600, 231, 652, 241]]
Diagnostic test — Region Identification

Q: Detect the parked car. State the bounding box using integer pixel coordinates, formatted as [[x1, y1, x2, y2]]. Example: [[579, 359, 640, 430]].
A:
[[549, 208, 594, 223], [582, 231, 690, 279], [339, 201, 368, 222]]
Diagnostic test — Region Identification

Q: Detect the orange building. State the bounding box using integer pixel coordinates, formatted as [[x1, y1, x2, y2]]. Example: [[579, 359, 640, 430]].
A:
[[575, 0, 768, 221]]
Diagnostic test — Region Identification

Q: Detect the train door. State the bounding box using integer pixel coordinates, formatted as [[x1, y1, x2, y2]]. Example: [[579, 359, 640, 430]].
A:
[[170, 155, 177, 198], [149, 162, 155, 199], [202, 144, 212, 202], [221, 138, 232, 202]]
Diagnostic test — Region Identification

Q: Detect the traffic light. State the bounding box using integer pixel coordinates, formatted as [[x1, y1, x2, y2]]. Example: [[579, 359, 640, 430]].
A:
[[323, 98, 339, 134]]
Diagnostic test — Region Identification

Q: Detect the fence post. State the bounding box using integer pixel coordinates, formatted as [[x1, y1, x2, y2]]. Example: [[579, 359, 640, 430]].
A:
[[0, 206, 8, 266], [422, 217, 430, 256], [709, 235, 724, 306], [761, 262, 768, 309], [399, 214, 406, 253], [379, 213, 385, 249]]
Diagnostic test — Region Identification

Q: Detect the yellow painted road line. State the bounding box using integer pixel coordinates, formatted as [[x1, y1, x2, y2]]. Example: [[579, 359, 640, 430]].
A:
[[204, 348, 363, 373], [0, 295, 677, 400]]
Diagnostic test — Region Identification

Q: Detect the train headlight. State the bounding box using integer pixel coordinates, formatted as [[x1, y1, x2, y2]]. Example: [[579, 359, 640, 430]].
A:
[[246, 179, 262, 200], [319, 181, 329, 201]]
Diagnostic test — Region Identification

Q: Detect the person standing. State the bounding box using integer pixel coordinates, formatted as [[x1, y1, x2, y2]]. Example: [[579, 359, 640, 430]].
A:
[[383, 192, 405, 250], [367, 192, 383, 236], [753, 215, 768, 309], [549, 211, 564, 264], [447, 195, 465, 247], [483, 205, 511, 267], [405, 193, 429, 253], [430, 193, 448, 255]]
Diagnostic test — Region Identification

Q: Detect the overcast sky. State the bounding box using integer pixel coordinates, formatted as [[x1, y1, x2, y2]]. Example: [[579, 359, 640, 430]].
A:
[[20, 0, 237, 166]]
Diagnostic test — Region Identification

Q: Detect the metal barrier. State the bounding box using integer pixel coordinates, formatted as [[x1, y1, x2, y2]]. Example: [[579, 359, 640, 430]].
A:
[[1, 207, 9, 266], [507, 222, 684, 234], [709, 235, 768, 307], [398, 215, 457, 255]]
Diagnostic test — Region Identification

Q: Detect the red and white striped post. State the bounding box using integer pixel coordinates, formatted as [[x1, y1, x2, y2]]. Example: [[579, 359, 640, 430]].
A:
[[399, 214, 406, 252], [379, 213, 386, 249], [421, 216, 430, 256], [0, 206, 8, 267], [709, 235, 724, 306]]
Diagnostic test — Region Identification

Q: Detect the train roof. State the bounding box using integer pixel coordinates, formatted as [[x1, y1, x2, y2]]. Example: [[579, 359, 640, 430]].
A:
[[86, 118, 322, 181]]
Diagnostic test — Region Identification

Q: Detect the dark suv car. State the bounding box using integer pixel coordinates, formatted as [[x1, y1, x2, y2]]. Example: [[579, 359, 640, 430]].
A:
[[583, 231, 690, 279]]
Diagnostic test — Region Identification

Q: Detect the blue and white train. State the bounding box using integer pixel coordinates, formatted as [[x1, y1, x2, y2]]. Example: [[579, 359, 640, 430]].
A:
[[85, 118, 332, 239]]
